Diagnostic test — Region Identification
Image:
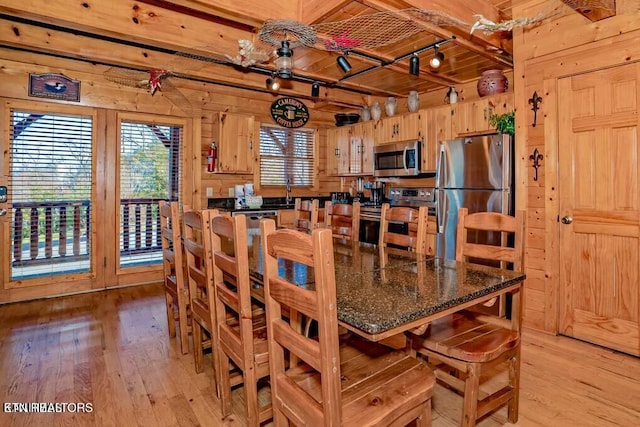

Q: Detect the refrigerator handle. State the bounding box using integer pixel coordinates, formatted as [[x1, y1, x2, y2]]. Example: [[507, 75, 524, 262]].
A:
[[402, 145, 408, 172], [436, 189, 445, 233], [435, 143, 445, 189]]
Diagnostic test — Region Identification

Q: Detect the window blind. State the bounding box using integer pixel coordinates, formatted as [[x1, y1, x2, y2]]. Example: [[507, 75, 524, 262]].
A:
[[259, 125, 315, 186], [9, 110, 93, 279], [119, 121, 182, 268]]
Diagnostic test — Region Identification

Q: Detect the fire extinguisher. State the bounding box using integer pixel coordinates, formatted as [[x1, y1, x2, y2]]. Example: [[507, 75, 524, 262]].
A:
[[207, 141, 217, 172]]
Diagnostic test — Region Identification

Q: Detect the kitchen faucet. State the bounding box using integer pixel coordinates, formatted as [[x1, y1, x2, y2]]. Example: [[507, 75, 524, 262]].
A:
[[285, 178, 292, 205]]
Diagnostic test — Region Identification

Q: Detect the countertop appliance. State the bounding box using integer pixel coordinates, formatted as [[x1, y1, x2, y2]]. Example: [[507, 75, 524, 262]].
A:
[[435, 133, 513, 260], [373, 140, 420, 177]]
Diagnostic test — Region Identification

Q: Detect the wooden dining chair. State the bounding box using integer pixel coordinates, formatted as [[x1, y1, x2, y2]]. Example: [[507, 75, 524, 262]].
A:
[[293, 198, 319, 233], [260, 219, 435, 426], [159, 200, 190, 354], [324, 200, 361, 242], [378, 203, 435, 255], [183, 208, 220, 384], [210, 212, 271, 426], [411, 208, 526, 427]]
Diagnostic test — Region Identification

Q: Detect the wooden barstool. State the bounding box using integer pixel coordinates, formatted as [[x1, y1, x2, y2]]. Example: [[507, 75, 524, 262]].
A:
[[411, 208, 526, 427], [379, 203, 434, 255], [324, 200, 360, 242], [209, 213, 271, 426], [183, 208, 220, 385], [158, 200, 190, 354], [293, 198, 319, 233], [260, 219, 435, 426]]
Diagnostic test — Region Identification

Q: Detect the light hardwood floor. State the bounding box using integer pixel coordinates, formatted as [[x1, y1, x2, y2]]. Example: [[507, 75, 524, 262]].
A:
[[0, 283, 638, 426]]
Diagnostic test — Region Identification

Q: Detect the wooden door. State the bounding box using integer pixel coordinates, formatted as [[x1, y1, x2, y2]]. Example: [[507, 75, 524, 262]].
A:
[[558, 64, 640, 356]]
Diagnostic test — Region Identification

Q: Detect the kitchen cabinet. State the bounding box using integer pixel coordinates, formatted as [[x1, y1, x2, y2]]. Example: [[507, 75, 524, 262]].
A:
[[451, 93, 513, 136], [375, 111, 422, 144], [214, 112, 256, 173], [349, 122, 374, 175], [326, 126, 350, 176], [421, 106, 452, 172]]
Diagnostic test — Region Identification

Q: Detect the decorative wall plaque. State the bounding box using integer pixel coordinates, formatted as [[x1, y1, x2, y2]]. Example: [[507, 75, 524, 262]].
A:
[[270, 97, 310, 128], [29, 73, 80, 102]]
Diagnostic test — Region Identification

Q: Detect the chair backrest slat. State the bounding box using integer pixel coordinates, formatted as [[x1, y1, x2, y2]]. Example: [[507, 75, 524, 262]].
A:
[[325, 201, 360, 241], [379, 203, 433, 255], [455, 208, 525, 272], [294, 198, 319, 233]]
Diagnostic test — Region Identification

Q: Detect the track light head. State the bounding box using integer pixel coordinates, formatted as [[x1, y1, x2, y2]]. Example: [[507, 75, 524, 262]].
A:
[[336, 54, 352, 73], [311, 82, 320, 97], [429, 49, 445, 69], [275, 40, 294, 79], [409, 54, 420, 76], [266, 77, 280, 91]]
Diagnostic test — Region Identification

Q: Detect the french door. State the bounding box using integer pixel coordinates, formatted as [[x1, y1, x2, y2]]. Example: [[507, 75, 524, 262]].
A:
[[0, 100, 188, 300]]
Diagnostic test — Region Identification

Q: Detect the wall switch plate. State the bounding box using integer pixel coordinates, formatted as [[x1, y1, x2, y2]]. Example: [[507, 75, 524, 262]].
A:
[[206, 187, 214, 197], [228, 188, 235, 197]]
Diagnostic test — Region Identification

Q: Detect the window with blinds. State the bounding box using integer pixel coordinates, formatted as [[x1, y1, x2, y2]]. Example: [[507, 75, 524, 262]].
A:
[[259, 125, 315, 186], [119, 121, 181, 268], [9, 110, 93, 279]]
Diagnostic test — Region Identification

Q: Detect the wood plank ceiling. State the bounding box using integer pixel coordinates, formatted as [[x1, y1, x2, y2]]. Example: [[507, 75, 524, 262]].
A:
[[0, 0, 522, 110]]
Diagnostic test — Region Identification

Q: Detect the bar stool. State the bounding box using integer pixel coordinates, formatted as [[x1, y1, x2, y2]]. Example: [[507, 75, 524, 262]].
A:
[[158, 200, 190, 354], [324, 200, 360, 242], [293, 198, 319, 233]]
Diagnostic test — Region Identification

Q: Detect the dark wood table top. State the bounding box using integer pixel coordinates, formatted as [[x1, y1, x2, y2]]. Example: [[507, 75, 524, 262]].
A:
[[243, 228, 526, 341]]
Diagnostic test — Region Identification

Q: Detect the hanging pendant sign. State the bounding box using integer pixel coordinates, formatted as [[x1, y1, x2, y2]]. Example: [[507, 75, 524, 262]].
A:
[[270, 97, 309, 128]]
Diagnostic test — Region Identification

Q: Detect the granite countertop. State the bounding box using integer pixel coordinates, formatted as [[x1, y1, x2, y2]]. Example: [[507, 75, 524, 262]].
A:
[[209, 196, 331, 211], [243, 230, 525, 337]]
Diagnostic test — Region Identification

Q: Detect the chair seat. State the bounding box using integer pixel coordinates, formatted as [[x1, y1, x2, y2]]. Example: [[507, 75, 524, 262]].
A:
[[221, 312, 270, 365], [286, 335, 434, 426], [417, 311, 519, 363]]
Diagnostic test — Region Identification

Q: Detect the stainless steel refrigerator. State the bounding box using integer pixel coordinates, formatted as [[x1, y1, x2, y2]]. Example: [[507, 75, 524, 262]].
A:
[[435, 133, 513, 260]]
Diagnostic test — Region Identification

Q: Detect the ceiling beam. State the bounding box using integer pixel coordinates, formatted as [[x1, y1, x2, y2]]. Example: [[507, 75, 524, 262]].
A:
[[560, 0, 616, 21], [359, 0, 513, 65], [138, 0, 298, 28], [300, 0, 353, 24]]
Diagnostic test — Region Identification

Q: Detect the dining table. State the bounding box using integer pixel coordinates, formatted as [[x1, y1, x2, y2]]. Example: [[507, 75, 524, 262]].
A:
[[242, 227, 526, 342]]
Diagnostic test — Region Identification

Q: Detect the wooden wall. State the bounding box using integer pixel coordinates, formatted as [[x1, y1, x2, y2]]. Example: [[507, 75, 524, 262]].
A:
[[512, 0, 640, 332]]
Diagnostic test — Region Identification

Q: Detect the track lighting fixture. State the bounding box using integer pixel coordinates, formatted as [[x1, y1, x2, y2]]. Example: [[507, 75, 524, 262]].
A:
[[274, 40, 294, 79], [266, 76, 280, 91], [429, 48, 444, 69], [311, 82, 320, 97], [409, 54, 420, 76], [336, 54, 352, 73]]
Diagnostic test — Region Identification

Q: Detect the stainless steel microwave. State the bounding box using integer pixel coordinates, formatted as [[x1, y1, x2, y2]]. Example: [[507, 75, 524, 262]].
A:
[[373, 140, 420, 177]]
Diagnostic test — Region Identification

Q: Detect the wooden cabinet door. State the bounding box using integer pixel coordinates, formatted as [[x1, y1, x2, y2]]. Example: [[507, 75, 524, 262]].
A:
[[400, 111, 422, 140], [376, 116, 401, 143], [326, 127, 350, 176], [421, 106, 451, 172], [558, 63, 640, 356], [217, 112, 255, 173], [360, 121, 374, 174]]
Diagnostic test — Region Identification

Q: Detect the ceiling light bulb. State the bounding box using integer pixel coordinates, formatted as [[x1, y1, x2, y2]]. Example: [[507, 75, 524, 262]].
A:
[[266, 77, 280, 91], [409, 54, 420, 76], [430, 50, 444, 69], [337, 55, 352, 73]]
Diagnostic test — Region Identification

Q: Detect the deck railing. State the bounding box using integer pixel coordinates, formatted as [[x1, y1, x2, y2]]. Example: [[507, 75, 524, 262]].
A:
[[11, 198, 163, 267]]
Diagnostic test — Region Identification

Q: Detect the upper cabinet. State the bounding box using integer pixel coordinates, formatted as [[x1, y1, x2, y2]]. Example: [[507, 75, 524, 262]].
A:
[[421, 106, 452, 172], [375, 111, 422, 143], [451, 93, 513, 136], [214, 112, 255, 174], [326, 123, 374, 176], [326, 126, 350, 176]]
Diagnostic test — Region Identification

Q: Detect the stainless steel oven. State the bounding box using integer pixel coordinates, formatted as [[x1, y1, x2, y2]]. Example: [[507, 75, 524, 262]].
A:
[[373, 140, 420, 177]]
